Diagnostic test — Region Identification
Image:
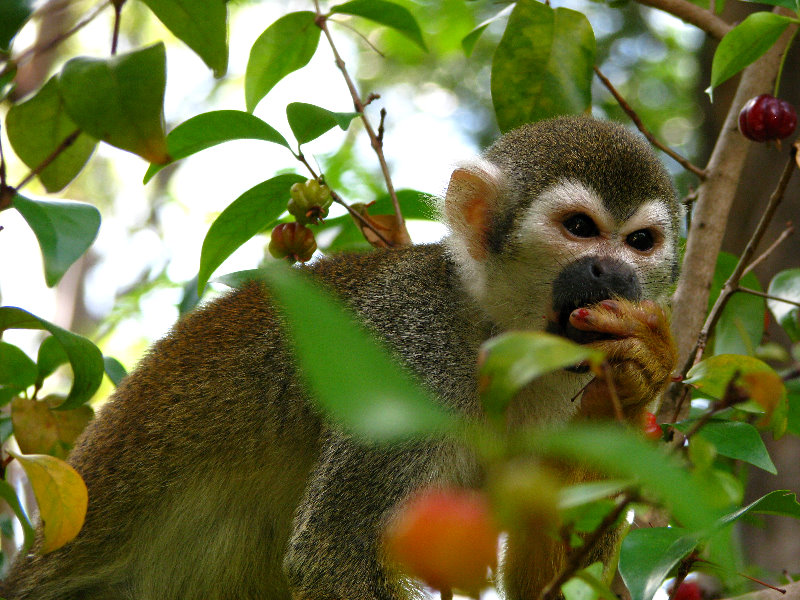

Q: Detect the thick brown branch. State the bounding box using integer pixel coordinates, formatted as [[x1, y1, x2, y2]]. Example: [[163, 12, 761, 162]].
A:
[[594, 66, 706, 179], [634, 0, 732, 40]]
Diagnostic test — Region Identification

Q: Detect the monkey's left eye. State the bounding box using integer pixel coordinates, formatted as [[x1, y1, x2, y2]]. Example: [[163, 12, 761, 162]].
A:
[[626, 229, 655, 251], [563, 214, 599, 238]]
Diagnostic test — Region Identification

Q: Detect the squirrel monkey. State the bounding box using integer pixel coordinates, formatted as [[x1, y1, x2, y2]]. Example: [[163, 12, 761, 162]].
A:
[[2, 116, 680, 600]]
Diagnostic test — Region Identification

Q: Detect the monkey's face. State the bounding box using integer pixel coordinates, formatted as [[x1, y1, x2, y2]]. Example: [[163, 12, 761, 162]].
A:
[[475, 178, 679, 339]]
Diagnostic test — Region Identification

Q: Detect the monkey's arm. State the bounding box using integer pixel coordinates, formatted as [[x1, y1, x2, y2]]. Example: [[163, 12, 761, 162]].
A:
[[570, 299, 677, 421]]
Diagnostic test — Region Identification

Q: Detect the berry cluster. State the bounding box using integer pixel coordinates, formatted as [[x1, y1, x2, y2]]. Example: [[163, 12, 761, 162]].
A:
[[269, 179, 332, 263]]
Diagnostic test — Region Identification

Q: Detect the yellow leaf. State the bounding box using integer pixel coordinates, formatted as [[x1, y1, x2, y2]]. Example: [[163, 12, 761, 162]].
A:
[[9, 452, 87, 553]]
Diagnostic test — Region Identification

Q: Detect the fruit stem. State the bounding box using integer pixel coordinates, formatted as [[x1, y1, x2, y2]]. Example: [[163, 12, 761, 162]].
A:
[[774, 27, 799, 97]]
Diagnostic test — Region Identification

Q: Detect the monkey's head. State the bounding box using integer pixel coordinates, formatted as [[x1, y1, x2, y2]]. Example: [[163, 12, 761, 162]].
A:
[[442, 116, 681, 341]]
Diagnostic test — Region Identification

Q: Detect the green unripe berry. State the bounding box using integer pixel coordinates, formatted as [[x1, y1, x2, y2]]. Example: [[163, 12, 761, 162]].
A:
[[288, 180, 333, 225]]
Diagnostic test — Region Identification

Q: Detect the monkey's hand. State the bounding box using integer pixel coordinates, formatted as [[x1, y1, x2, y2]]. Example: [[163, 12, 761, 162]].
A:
[[570, 299, 677, 421]]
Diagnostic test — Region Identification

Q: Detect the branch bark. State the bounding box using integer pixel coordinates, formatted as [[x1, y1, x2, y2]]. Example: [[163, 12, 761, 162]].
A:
[[635, 0, 732, 40], [663, 11, 799, 418]]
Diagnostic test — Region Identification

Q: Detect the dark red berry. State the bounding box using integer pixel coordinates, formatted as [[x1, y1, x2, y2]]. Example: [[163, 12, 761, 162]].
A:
[[268, 222, 316, 262], [672, 581, 703, 600], [738, 94, 797, 142]]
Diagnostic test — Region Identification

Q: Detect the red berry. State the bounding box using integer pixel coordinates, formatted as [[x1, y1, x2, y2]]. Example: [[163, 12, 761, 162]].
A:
[[268, 222, 316, 262], [672, 581, 703, 600], [643, 411, 661, 440], [384, 488, 498, 594], [738, 94, 797, 142]]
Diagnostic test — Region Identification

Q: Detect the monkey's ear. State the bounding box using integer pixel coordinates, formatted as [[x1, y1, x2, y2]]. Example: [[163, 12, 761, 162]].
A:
[[443, 162, 504, 261]]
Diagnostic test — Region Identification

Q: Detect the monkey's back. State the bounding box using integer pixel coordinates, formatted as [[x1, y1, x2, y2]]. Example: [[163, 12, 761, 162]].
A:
[[2, 242, 486, 600]]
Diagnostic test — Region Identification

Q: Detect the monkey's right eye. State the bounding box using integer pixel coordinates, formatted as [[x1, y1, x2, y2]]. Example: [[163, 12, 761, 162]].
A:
[[563, 214, 599, 238]]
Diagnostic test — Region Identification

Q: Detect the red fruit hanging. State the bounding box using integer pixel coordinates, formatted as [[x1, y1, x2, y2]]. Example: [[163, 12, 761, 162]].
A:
[[738, 94, 797, 142]]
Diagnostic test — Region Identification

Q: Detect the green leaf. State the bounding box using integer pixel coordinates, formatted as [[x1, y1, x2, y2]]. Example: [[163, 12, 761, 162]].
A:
[[559, 480, 633, 510], [140, 0, 228, 77], [710, 12, 796, 91], [0, 480, 35, 552], [742, 0, 799, 9], [462, 5, 514, 57], [245, 12, 321, 113], [532, 424, 725, 532], [5, 77, 97, 192], [0, 307, 104, 409], [709, 251, 764, 355], [479, 332, 601, 416], [143, 110, 290, 183], [12, 194, 101, 287], [253, 264, 457, 442], [0, 0, 33, 50], [619, 527, 697, 600], [563, 562, 616, 600], [330, 0, 427, 51], [286, 102, 360, 145], [685, 354, 780, 399], [0, 342, 37, 391], [676, 420, 776, 474], [58, 43, 169, 163], [788, 379, 800, 437], [718, 490, 800, 527], [197, 174, 305, 293], [491, 1, 595, 131], [36, 336, 69, 387], [767, 268, 800, 342], [103, 356, 128, 387]]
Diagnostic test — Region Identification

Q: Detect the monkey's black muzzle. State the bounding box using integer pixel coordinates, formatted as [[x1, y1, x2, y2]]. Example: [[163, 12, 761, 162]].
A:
[[547, 255, 641, 346]]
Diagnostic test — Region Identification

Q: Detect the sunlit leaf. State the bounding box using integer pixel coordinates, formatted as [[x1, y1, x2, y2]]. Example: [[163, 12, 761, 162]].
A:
[[140, 0, 228, 77], [58, 43, 169, 163], [330, 0, 427, 51], [103, 356, 128, 387], [675, 420, 776, 474], [224, 264, 457, 442], [709, 12, 795, 91], [197, 174, 305, 293], [563, 562, 616, 600], [0, 307, 104, 409], [461, 4, 514, 56], [143, 110, 290, 182], [36, 335, 69, 386], [619, 527, 697, 600], [492, 1, 595, 131], [286, 102, 359, 145], [767, 268, 800, 342], [5, 77, 97, 192], [0, 0, 33, 50], [12, 194, 101, 287], [9, 451, 88, 553], [741, 0, 798, 8], [0, 480, 35, 551], [11, 395, 93, 459], [245, 11, 320, 112]]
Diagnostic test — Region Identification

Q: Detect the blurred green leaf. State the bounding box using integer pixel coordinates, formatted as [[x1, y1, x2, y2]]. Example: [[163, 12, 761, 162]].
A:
[[619, 527, 697, 600], [12, 194, 101, 288], [0, 480, 35, 552], [787, 379, 800, 437], [479, 332, 601, 416], [0, 342, 37, 391], [330, 0, 427, 51], [0, 307, 104, 409], [710, 12, 795, 91], [709, 252, 764, 355], [245, 11, 320, 112], [144, 110, 290, 183], [0, 0, 33, 50], [532, 424, 725, 532], [718, 490, 800, 526], [58, 43, 169, 163], [286, 102, 359, 145], [140, 0, 228, 77], [685, 354, 782, 399], [492, 0, 595, 131], [103, 356, 128, 387], [741, 0, 799, 8], [461, 4, 513, 56], [251, 264, 457, 442], [5, 77, 97, 192], [767, 268, 800, 342], [563, 562, 615, 600], [36, 336, 69, 387], [197, 174, 305, 293]]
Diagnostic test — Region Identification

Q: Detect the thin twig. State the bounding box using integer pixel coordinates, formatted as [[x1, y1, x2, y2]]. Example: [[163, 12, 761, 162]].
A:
[[633, 0, 732, 39], [593, 65, 706, 179], [541, 493, 635, 600], [741, 223, 794, 276], [681, 148, 796, 372], [737, 287, 800, 308], [314, 5, 407, 244], [330, 190, 393, 247], [15, 129, 81, 191], [111, 0, 124, 55], [326, 17, 386, 58]]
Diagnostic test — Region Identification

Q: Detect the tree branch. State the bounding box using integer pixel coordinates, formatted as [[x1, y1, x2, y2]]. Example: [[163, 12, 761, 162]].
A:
[[634, 0, 732, 40]]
